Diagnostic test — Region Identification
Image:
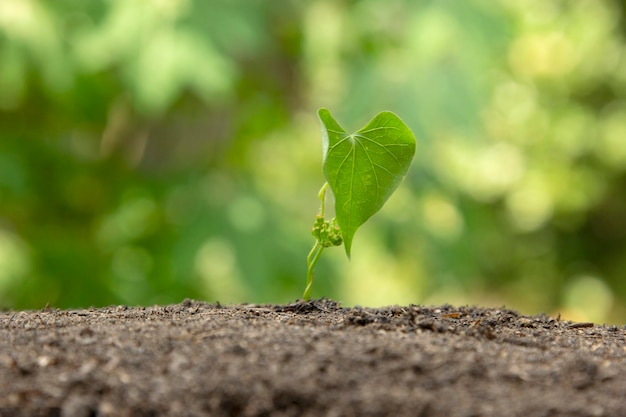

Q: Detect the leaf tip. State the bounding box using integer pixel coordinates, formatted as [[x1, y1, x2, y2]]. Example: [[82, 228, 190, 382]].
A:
[[343, 238, 352, 260]]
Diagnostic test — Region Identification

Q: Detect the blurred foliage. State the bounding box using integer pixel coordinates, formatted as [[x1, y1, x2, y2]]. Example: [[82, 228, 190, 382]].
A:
[[1, 0, 626, 323]]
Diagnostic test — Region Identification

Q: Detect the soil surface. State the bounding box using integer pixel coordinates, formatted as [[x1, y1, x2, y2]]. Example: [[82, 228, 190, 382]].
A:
[[1, 299, 625, 417]]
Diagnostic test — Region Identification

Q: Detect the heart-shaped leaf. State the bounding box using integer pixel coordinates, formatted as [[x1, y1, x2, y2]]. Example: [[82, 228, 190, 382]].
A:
[[318, 108, 416, 257]]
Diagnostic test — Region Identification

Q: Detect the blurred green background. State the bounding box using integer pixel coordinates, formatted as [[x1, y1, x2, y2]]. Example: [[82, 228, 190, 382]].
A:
[[1, 0, 626, 324]]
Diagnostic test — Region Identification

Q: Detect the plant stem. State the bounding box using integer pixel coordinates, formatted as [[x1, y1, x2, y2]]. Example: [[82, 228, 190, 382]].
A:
[[303, 182, 330, 301], [303, 241, 324, 301], [318, 182, 329, 217]]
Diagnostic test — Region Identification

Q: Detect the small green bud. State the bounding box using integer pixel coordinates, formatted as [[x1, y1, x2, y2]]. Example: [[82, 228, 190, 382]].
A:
[[311, 215, 343, 248]]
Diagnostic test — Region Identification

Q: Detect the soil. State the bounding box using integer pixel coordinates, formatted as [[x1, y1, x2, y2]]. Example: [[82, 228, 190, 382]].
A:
[[1, 299, 625, 417]]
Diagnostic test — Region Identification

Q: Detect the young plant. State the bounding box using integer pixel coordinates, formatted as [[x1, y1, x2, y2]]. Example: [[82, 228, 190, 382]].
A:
[[303, 108, 416, 300]]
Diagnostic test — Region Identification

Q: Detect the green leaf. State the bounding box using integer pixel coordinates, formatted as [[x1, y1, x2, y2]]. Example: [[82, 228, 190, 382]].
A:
[[318, 108, 416, 258]]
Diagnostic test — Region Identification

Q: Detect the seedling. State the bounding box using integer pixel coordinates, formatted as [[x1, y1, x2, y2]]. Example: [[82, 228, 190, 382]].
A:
[[303, 108, 416, 300]]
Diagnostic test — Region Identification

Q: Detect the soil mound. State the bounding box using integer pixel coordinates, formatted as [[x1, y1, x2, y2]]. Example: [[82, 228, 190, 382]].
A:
[[1, 299, 625, 416]]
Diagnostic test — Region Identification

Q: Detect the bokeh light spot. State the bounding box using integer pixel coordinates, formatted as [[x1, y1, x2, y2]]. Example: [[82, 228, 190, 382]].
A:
[[195, 238, 247, 302], [227, 195, 266, 233], [421, 194, 463, 241], [0, 230, 29, 298], [506, 176, 553, 232], [562, 275, 614, 323]]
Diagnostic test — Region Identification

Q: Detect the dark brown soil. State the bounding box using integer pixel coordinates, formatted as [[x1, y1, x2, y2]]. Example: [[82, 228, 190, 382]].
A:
[[1, 299, 625, 417]]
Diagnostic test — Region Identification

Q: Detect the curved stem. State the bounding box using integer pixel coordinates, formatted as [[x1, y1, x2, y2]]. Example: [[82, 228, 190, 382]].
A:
[[318, 182, 329, 217], [306, 240, 319, 266], [303, 241, 324, 301]]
